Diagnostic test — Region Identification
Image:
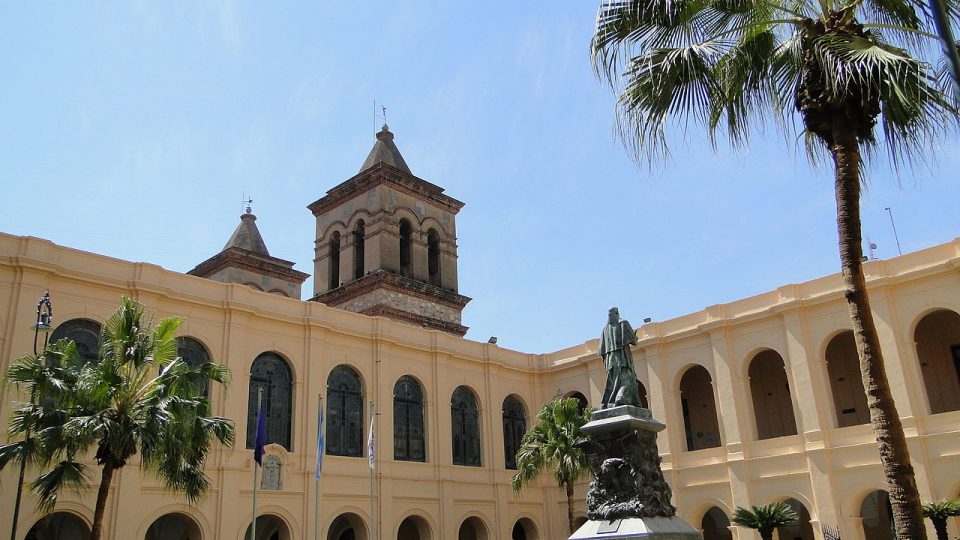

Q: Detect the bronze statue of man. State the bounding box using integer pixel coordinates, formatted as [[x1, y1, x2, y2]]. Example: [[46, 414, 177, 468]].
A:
[[599, 307, 643, 409]]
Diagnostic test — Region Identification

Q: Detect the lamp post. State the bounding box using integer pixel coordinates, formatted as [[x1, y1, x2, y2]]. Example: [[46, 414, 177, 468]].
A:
[[9, 292, 53, 540]]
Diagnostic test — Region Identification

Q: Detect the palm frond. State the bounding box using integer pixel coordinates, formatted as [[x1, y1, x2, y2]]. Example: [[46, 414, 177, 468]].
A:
[[30, 460, 88, 512], [617, 40, 727, 164], [732, 502, 800, 530]]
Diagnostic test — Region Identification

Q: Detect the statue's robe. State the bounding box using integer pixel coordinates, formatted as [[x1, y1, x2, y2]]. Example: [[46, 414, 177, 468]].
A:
[[599, 319, 642, 408]]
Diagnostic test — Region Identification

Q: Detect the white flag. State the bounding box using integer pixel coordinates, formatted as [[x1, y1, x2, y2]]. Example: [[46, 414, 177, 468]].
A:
[[367, 415, 376, 470]]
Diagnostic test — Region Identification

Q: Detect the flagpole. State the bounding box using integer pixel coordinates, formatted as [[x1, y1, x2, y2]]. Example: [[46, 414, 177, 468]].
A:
[[314, 395, 323, 540], [368, 400, 376, 540], [252, 387, 262, 540]]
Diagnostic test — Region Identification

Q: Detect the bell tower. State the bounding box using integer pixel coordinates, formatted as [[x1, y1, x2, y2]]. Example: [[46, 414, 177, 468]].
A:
[[307, 125, 470, 335]]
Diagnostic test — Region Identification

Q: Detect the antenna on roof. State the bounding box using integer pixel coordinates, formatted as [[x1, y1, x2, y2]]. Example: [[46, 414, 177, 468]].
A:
[[242, 194, 253, 215]]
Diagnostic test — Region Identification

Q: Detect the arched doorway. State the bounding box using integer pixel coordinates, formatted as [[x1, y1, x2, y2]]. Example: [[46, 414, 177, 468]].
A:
[[775, 498, 814, 540], [749, 350, 798, 439], [243, 514, 292, 540], [145, 512, 202, 540], [511, 518, 539, 540], [826, 331, 870, 427], [860, 490, 894, 540], [328, 512, 368, 540], [26, 512, 90, 540], [701, 506, 732, 540], [457, 516, 489, 540], [564, 391, 588, 414], [914, 309, 960, 414], [397, 515, 431, 540], [679, 365, 721, 450]]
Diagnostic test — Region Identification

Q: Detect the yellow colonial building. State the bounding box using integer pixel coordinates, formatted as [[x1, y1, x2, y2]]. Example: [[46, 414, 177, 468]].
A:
[[1, 129, 959, 540]]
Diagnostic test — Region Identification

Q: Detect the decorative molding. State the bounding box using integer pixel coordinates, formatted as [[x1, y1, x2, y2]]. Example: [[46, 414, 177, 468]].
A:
[[307, 163, 465, 217]]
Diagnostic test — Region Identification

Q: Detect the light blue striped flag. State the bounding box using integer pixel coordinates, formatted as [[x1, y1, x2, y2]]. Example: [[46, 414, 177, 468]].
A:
[[367, 414, 375, 470]]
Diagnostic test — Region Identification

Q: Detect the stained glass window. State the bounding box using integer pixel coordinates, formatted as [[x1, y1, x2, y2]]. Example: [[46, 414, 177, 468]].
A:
[[246, 352, 293, 450], [327, 365, 364, 457], [50, 319, 101, 363], [502, 395, 526, 470], [451, 386, 481, 466], [394, 376, 425, 462]]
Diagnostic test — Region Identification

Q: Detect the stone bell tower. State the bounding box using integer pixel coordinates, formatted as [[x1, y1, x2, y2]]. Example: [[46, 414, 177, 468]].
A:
[[307, 125, 470, 335]]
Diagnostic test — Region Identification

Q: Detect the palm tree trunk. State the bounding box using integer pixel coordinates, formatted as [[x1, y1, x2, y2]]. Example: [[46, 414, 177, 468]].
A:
[[931, 517, 948, 540], [759, 528, 774, 540], [831, 124, 927, 540], [90, 462, 115, 540], [566, 481, 576, 534]]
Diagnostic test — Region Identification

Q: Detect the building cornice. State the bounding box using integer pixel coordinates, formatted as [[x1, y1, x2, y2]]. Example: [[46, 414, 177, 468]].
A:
[[310, 270, 471, 310], [307, 163, 465, 217], [188, 247, 310, 284]]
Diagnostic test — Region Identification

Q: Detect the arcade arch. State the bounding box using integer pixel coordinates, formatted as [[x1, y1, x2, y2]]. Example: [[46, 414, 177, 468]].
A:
[[748, 349, 798, 440], [914, 309, 960, 414], [679, 365, 721, 451]]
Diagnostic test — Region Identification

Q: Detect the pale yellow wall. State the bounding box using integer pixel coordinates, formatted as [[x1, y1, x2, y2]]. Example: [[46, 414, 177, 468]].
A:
[[2, 233, 960, 540]]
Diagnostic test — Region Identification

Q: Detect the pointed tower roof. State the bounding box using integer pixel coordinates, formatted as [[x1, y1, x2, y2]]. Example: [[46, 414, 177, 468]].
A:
[[224, 210, 270, 256], [188, 209, 309, 296], [359, 124, 411, 174]]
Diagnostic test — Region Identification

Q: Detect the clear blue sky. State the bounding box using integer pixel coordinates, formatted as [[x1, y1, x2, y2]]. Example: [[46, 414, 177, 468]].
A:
[[2, 3, 958, 353]]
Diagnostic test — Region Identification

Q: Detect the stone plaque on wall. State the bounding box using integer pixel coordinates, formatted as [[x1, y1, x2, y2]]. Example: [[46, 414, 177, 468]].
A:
[[261, 455, 282, 490]]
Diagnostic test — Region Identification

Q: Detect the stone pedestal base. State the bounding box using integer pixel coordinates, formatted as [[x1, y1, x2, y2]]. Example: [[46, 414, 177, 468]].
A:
[[569, 516, 702, 539]]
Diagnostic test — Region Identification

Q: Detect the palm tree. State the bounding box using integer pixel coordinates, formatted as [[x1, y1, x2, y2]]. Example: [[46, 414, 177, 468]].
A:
[[511, 397, 592, 534], [592, 0, 959, 537], [0, 297, 235, 540], [732, 502, 800, 540], [922, 498, 960, 540]]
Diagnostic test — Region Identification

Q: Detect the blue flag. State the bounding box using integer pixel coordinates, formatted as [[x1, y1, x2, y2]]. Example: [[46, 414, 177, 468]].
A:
[[315, 406, 324, 480], [254, 407, 267, 466]]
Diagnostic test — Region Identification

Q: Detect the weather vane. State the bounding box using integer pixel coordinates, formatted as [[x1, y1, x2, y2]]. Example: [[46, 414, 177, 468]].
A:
[[243, 194, 253, 214]]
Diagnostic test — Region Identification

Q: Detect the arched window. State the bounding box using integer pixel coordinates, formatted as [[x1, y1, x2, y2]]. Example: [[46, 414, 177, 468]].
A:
[[458, 517, 488, 540], [748, 349, 798, 439], [26, 511, 91, 540], [679, 365, 721, 451], [176, 336, 211, 397], [50, 319, 101, 363], [861, 490, 894, 540], [451, 386, 481, 466], [826, 331, 870, 427], [701, 507, 732, 540], [329, 231, 341, 290], [353, 220, 365, 280], [145, 512, 203, 540], [427, 228, 441, 287], [914, 309, 960, 414], [565, 391, 588, 414], [247, 352, 293, 451], [502, 395, 526, 470], [399, 219, 413, 277], [327, 365, 364, 457], [394, 376, 425, 462], [778, 498, 816, 540]]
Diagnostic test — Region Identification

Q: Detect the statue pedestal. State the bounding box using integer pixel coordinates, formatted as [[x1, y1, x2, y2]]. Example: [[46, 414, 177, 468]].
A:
[[570, 406, 701, 540], [570, 516, 701, 539]]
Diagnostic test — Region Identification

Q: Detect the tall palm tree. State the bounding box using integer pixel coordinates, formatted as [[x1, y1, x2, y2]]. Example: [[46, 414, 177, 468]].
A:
[[511, 397, 592, 534], [0, 297, 235, 540], [922, 498, 960, 540], [732, 502, 800, 540], [592, 0, 959, 537]]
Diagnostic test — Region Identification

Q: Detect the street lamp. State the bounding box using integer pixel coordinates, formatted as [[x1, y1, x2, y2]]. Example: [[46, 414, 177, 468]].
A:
[[10, 291, 53, 540]]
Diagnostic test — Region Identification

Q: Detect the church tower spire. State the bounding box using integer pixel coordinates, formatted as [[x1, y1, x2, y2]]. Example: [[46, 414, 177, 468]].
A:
[[188, 207, 309, 298], [307, 127, 470, 335]]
